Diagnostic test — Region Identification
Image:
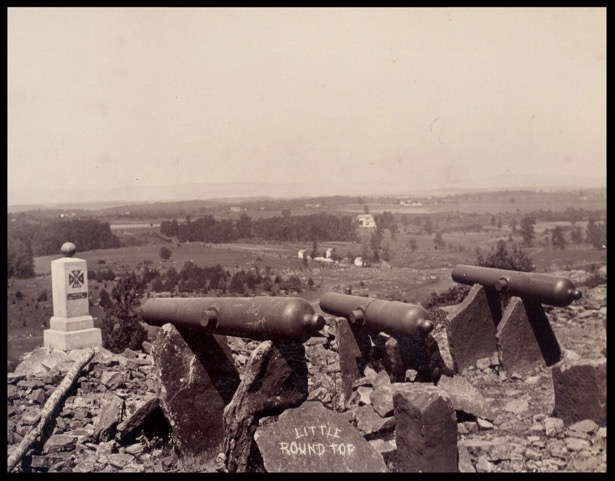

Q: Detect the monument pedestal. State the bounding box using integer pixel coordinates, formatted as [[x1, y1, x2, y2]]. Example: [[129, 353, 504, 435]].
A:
[[43, 248, 102, 351], [44, 321, 102, 350]]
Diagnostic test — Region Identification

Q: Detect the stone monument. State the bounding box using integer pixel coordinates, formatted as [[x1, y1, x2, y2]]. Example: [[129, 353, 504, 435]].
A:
[[43, 242, 102, 350]]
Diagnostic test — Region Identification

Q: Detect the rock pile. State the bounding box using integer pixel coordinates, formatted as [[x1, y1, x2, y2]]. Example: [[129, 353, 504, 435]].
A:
[[7, 347, 177, 473], [6, 280, 607, 473]]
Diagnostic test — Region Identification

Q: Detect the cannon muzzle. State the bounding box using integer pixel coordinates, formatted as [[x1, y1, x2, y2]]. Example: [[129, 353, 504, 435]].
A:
[[141, 296, 325, 341], [319, 292, 433, 338], [451, 264, 582, 307]]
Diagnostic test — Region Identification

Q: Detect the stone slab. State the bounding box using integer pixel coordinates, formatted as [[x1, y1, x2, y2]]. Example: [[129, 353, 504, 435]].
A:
[[50, 315, 95, 332], [352, 404, 395, 437], [447, 285, 498, 373], [336, 317, 372, 406], [223, 340, 309, 472], [394, 385, 458, 472], [44, 328, 102, 351], [94, 394, 124, 442], [437, 374, 497, 421], [153, 324, 239, 456], [370, 382, 438, 418], [42, 434, 77, 454], [552, 358, 606, 426], [254, 401, 387, 472], [497, 298, 561, 374]]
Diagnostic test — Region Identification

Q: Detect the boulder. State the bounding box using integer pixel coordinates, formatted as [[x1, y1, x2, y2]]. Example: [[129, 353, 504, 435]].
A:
[[437, 375, 496, 421], [254, 401, 387, 472], [394, 385, 458, 472], [552, 358, 606, 426]]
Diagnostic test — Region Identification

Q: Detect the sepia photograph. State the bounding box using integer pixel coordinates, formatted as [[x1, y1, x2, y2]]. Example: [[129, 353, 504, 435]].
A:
[[7, 7, 606, 473]]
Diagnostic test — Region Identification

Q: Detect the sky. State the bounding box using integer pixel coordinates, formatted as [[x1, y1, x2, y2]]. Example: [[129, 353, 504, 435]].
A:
[[7, 7, 606, 206]]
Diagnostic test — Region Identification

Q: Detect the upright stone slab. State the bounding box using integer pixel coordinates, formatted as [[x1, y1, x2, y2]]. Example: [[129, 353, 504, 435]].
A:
[[152, 323, 240, 456], [44, 242, 102, 350], [254, 401, 387, 472], [394, 385, 458, 472], [552, 359, 606, 426], [497, 298, 561, 374], [223, 340, 309, 472], [335, 317, 372, 406], [446, 285, 498, 373]]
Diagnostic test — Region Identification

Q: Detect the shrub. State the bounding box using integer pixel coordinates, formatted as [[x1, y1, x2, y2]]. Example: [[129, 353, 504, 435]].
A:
[[229, 270, 246, 294], [423, 285, 471, 310], [99, 288, 112, 309], [37, 290, 48, 302], [151, 277, 164, 293], [100, 273, 147, 353], [585, 270, 606, 288], [283, 275, 303, 293], [476, 240, 534, 272]]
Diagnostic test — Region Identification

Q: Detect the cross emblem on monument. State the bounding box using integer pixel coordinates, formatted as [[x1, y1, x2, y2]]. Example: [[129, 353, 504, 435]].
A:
[[69, 270, 84, 288]]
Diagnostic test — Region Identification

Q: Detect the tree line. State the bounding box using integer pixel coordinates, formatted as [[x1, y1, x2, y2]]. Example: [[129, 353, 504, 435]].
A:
[[160, 213, 357, 243], [8, 217, 120, 257], [7, 217, 121, 279]]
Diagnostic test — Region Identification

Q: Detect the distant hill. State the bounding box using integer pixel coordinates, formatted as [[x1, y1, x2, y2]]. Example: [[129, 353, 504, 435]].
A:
[[7, 181, 605, 213]]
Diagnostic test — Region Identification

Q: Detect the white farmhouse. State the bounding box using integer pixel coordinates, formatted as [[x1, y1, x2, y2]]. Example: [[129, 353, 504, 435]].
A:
[[357, 214, 377, 228]]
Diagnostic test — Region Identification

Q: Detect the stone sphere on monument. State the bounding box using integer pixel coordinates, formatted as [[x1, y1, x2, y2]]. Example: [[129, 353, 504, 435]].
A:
[[61, 242, 77, 257]]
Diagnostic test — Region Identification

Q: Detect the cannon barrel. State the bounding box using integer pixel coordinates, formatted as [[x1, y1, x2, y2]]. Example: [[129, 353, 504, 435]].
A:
[[319, 292, 433, 338], [451, 264, 582, 307], [140, 296, 325, 341]]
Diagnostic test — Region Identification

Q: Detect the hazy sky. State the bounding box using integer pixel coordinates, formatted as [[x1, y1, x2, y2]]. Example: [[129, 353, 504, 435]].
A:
[[7, 7, 606, 205]]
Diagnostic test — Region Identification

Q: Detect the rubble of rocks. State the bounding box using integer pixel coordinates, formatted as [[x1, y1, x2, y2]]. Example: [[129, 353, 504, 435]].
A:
[[7, 347, 179, 473], [6, 279, 607, 473]]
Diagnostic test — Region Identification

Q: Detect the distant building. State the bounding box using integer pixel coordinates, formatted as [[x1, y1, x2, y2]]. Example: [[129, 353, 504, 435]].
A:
[[357, 214, 377, 228], [298, 249, 308, 259], [230, 207, 244, 212], [354, 256, 365, 267], [325, 248, 334, 259]]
